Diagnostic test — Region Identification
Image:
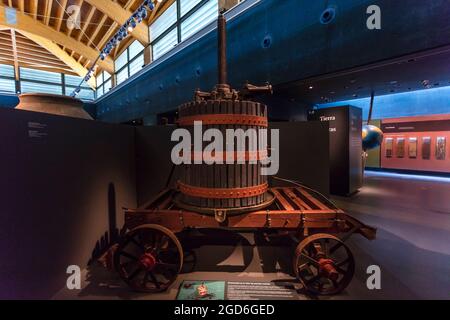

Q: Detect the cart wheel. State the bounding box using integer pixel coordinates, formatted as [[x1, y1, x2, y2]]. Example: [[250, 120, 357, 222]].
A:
[[114, 224, 183, 293], [293, 233, 355, 295]]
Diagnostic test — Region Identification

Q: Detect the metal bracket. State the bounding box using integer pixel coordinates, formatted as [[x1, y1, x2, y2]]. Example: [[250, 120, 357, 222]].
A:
[[266, 210, 271, 227], [215, 210, 227, 223]]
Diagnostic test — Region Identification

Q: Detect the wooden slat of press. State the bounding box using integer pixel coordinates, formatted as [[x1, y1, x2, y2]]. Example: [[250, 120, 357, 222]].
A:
[[271, 188, 294, 211], [220, 100, 228, 208], [262, 104, 268, 202], [252, 102, 258, 206], [245, 102, 255, 206], [283, 187, 310, 210], [297, 188, 330, 210], [241, 101, 248, 207], [193, 102, 202, 207], [185, 102, 193, 205], [213, 99, 222, 208], [206, 100, 214, 208], [200, 101, 208, 208], [256, 103, 262, 205], [234, 100, 241, 208], [227, 100, 235, 208]]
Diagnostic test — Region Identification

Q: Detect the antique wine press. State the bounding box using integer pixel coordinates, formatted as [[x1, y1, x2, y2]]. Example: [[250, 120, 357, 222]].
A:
[[113, 11, 375, 297], [174, 13, 275, 222]]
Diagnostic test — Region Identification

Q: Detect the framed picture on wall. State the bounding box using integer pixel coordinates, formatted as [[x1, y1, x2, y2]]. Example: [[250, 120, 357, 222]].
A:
[[396, 138, 405, 158], [409, 137, 417, 158], [422, 137, 431, 160], [385, 138, 393, 158], [436, 137, 446, 160]]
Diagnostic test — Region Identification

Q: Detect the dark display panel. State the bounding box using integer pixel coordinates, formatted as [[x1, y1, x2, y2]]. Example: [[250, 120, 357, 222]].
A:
[[308, 106, 363, 196]]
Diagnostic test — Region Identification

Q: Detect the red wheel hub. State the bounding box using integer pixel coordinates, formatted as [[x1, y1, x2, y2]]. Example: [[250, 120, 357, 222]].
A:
[[140, 253, 156, 271], [318, 258, 339, 281]]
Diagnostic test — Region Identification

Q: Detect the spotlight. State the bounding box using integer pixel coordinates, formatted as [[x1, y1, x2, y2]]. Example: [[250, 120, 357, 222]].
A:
[[127, 19, 137, 32]]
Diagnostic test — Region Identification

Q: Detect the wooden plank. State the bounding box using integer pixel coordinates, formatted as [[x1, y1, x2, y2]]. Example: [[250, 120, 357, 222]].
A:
[[125, 210, 340, 231], [234, 100, 241, 208], [241, 101, 248, 207], [207, 100, 215, 208], [283, 187, 310, 210], [213, 100, 221, 208], [297, 188, 330, 210], [271, 188, 294, 211], [220, 100, 228, 208], [227, 100, 235, 208]]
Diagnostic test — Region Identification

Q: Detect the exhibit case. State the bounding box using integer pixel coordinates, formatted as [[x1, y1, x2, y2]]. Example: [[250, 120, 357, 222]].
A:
[[381, 115, 450, 173]]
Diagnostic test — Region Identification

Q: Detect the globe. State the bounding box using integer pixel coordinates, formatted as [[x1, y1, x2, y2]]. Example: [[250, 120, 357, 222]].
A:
[[362, 125, 384, 151]]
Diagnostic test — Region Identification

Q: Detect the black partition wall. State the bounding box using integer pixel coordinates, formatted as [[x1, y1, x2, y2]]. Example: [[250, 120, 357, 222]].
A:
[[0, 108, 137, 299]]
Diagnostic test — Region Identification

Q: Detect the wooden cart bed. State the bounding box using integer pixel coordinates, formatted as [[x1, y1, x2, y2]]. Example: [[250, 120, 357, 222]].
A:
[[123, 187, 376, 240]]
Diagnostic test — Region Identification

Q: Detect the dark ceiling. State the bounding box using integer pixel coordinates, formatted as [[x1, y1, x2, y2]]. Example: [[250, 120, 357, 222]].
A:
[[276, 44, 450, 105]]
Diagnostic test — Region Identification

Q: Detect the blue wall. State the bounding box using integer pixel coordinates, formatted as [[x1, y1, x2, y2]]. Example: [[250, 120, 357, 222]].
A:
[[317, 86, 450, 120], [0, 93, 19, 109]]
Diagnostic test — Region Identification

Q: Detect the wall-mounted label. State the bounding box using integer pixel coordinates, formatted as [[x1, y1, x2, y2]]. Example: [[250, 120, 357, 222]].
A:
[[28, 122, 48, 139]]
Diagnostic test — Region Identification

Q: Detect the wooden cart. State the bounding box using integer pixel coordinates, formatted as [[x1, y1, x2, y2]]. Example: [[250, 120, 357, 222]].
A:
[[114, 183, 376, 296]]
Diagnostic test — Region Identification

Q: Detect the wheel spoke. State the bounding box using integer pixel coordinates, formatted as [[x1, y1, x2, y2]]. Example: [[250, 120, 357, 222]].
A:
[[324, 239, 329, 257], [300, 253, 320, 267], [298, 262, 310, 271], [329, 242, 344, 255], [305, 274, 321, 285], [336, 257, 350, 267], [331, 279, 339, 288], [120, 251, 139, 261], [158, 262, 177, 268], [128, 267, 143, 280], [335, 266, 347, 275], [130, 237, 145, 251], [148, 271, 161, 289]]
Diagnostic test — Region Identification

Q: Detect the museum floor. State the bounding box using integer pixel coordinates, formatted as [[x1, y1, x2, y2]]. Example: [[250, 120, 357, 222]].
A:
[[54, 171, 450, 300]]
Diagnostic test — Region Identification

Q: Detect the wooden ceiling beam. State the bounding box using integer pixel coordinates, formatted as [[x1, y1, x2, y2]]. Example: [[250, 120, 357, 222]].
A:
[[55, 0, 68, 31], [30, 0, 39, 20], [77, 6, 96, 41], [66, 0, 84, 37], [10, 29, 19, 81], [0, 5, 114, 73], [0, 59, 75, 74], [83, 0, 149, 45], [44, 0, 54, 25], [21, 31, 97, 88], [18, 0, 24, 13], [89, 14, 108, 46]]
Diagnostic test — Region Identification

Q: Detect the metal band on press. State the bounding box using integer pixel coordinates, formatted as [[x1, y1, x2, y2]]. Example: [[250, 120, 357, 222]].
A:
[[177, 114, 268, 127], [178, 181, 268, 199]]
